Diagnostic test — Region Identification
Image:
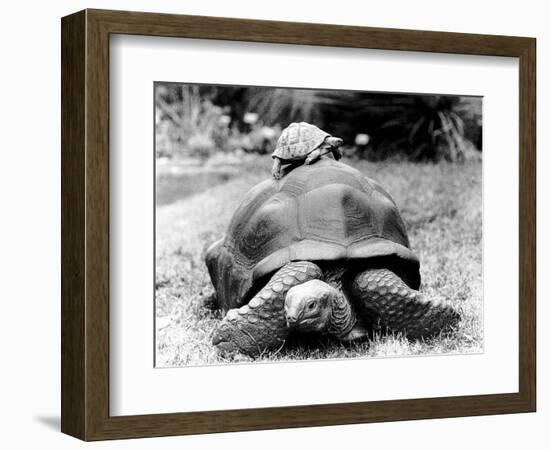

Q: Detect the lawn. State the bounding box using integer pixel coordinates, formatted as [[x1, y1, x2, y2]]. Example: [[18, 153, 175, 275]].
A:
[[155, 156, 483, 367]]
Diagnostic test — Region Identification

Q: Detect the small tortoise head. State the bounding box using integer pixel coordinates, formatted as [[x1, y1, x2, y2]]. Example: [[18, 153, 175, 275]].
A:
[[324, 136, 344, 148], [284, 280, 335, 332]]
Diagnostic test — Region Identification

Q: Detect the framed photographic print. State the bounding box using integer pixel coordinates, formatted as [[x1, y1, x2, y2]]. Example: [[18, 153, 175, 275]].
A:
[[61, 9, 536, 440]]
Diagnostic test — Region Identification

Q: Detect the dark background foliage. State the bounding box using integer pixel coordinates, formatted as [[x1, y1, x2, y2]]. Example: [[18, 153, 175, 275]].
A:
[[155, 83, 482, 162]]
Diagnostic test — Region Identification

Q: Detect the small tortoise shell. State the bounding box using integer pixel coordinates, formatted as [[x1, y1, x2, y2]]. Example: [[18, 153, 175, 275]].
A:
[[272, 122, 330, 161]]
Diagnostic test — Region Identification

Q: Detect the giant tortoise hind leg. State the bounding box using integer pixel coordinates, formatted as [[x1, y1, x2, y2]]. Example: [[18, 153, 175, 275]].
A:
[[351, 268, 460, 340], [212, 261, 322, 357]]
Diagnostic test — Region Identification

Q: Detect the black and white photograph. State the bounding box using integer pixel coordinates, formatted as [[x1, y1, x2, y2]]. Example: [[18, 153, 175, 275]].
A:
[[154, 83, 483, 367]]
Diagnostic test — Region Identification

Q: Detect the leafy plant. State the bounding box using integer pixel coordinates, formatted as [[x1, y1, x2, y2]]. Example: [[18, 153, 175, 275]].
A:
[[245, 88, 326, 127], [155, 84, 227, 158], [318, 92, 481, 162]]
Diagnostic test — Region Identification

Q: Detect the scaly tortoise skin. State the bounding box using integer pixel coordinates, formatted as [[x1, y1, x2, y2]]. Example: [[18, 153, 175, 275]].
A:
[[205, 158, 459, 357], [271, 122, 343, 179]]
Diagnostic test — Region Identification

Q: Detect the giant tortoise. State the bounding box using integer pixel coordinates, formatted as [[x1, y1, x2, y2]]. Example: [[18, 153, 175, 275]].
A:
[[205, 158, 459, 357]]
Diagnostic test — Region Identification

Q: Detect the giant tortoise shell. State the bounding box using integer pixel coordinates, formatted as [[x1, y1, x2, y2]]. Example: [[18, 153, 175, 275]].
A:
[[272, 122, 331, 161], [205, 158, 420, 312]]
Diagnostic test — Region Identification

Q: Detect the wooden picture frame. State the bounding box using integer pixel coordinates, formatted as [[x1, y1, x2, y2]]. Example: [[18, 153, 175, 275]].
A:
[[61, 8, 536, 441]]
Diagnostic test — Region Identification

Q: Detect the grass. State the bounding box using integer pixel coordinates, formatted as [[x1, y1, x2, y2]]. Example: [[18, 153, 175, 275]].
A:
[[155, 156, 482, 367]]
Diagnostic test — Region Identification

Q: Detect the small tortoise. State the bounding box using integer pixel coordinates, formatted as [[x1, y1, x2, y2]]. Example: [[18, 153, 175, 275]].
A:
[[205, 159, 459, 357], [271, 122, 344, 179]]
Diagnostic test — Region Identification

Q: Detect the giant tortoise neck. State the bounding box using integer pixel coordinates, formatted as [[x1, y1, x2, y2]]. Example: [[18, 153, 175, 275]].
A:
[[326, 285, 356, 338]]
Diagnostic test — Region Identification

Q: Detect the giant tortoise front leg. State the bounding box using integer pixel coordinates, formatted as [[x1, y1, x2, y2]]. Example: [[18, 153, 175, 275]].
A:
[[351, 268, 460, 339], [212, 261, 322, 357]]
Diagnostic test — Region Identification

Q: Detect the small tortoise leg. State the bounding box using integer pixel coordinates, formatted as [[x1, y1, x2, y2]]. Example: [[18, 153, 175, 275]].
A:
[[305, 149, 321, 165], [212, 261, 323, 357], [331, 147, 343, 160], [271, 158, 283, 179], [351, 268, 460, 339]]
